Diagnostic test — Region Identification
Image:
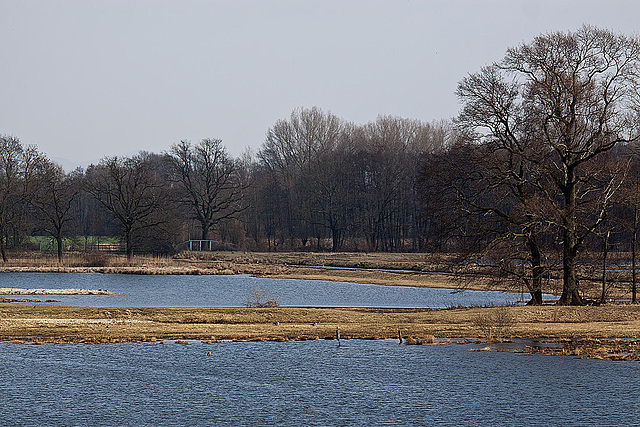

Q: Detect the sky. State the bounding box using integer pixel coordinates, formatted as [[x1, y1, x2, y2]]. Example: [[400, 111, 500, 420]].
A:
[[1, 0, 639, 170]]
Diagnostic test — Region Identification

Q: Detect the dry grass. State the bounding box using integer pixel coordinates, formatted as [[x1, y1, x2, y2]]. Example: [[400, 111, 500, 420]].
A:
[[0, 253, 241, 275], [2, 304, 640, 345]]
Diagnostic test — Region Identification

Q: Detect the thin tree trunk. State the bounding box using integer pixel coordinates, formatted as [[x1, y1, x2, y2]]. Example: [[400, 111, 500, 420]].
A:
[[56, 233, 63, 264], [633, 205, 638, 304], [600, 230, 610, 305], [125, 228, 133, 262]]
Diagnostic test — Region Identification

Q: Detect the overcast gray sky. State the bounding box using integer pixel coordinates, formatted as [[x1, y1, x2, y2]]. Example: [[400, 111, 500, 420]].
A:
[[2, 0, 639, 169]]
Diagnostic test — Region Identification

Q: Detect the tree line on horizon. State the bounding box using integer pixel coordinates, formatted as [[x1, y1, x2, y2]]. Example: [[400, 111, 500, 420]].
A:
[[1, 26, 640, 305], [0, 110, 449, 260]]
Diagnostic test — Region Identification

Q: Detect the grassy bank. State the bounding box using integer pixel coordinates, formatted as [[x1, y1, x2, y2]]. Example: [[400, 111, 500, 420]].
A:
[[2, 305, 640, 360]]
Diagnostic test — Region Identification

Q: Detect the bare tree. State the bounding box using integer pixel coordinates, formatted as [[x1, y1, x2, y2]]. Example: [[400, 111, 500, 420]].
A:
[[354, 116, 449, 252], [169, 139, 244, 241], [0, 135, 39, 262], [30, 157, 80, 263], [613, 144, 640, 303], [457, 26, 640, 305], [85, 154, 167, 260], [422, 136, 552, 304], [259, 107, 345, 249]]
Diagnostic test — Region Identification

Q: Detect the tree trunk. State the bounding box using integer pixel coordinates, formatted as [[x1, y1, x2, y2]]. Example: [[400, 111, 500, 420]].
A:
[[56, 233, 63, 264], [527, 235, 544, 305], [633, 207, 638, 304], [0, 237, 6, 263], [201, 223, 209, 241], [558, 170, 584, 306], [331, 227, 341, 252], [125, 228, 133, 262], [600, 230, 610, 305], [559, 240, 582, 305]]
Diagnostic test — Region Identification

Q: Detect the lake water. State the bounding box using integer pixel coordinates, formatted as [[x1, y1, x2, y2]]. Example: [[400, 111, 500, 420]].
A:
[[0, 272, 549, 308], [0, 339, 638, 426]]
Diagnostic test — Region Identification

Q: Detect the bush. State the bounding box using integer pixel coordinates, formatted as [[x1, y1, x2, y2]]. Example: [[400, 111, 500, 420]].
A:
[[473, 307, 515, 339], [245, 286, 280, 308], [87, 252, 112, 267]]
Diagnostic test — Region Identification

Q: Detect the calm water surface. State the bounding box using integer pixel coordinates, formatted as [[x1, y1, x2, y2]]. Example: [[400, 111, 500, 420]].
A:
[[0, 272, 550, 308], [0, 340, 638, 426]]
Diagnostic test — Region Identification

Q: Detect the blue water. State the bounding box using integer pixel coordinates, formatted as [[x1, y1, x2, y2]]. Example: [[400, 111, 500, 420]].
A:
[[0, 272, 549, 308], [0, 339, 637, 426]]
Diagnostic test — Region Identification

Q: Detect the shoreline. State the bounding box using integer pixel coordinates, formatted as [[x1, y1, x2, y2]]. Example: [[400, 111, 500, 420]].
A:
[[0, 252, 638, 361], [3, 250, 631, 300], [1, 305, 640, 360], [0, 263, 540, 295], [0, 288, 122, 295]]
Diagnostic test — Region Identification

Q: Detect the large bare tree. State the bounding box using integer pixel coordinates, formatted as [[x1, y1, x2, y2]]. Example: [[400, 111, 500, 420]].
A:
[[457, 26, 640, 305], [85, 154, 167, 260], [169, 138, 244, 241]]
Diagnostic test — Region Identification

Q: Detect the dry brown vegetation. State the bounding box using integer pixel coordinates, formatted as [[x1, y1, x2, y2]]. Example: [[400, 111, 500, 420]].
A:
[[2, 304, 640, 346], [3, 251, 640, 360]]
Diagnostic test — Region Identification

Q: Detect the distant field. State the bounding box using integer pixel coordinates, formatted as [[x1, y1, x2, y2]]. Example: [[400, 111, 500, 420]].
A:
[[29, 236, 120, 249]]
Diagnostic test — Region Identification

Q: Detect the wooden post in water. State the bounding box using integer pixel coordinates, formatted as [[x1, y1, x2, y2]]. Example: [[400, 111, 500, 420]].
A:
[[336, 326, 340, 346], [398, 329, 402, 344]]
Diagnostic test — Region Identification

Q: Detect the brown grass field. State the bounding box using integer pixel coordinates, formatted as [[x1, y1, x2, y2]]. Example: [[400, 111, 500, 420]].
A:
[[0, 250, 541, 291]]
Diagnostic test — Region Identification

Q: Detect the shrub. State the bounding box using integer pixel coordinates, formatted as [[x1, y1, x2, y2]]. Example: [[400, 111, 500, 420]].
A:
[[245, 286, 280, 308], [473, 306, 515, 340]]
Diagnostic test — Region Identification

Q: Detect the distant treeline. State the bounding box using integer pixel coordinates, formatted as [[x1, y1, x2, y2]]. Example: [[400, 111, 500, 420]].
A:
[[0, 109, 451, 261]]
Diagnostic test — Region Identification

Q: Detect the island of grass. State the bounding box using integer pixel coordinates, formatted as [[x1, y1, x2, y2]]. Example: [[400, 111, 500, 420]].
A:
[[1, 304, 640, 361]]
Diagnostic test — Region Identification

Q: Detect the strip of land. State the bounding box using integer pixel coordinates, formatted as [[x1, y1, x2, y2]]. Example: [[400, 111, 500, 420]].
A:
[[0, 288, 121, 295], [1, 305, 640, 360]]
